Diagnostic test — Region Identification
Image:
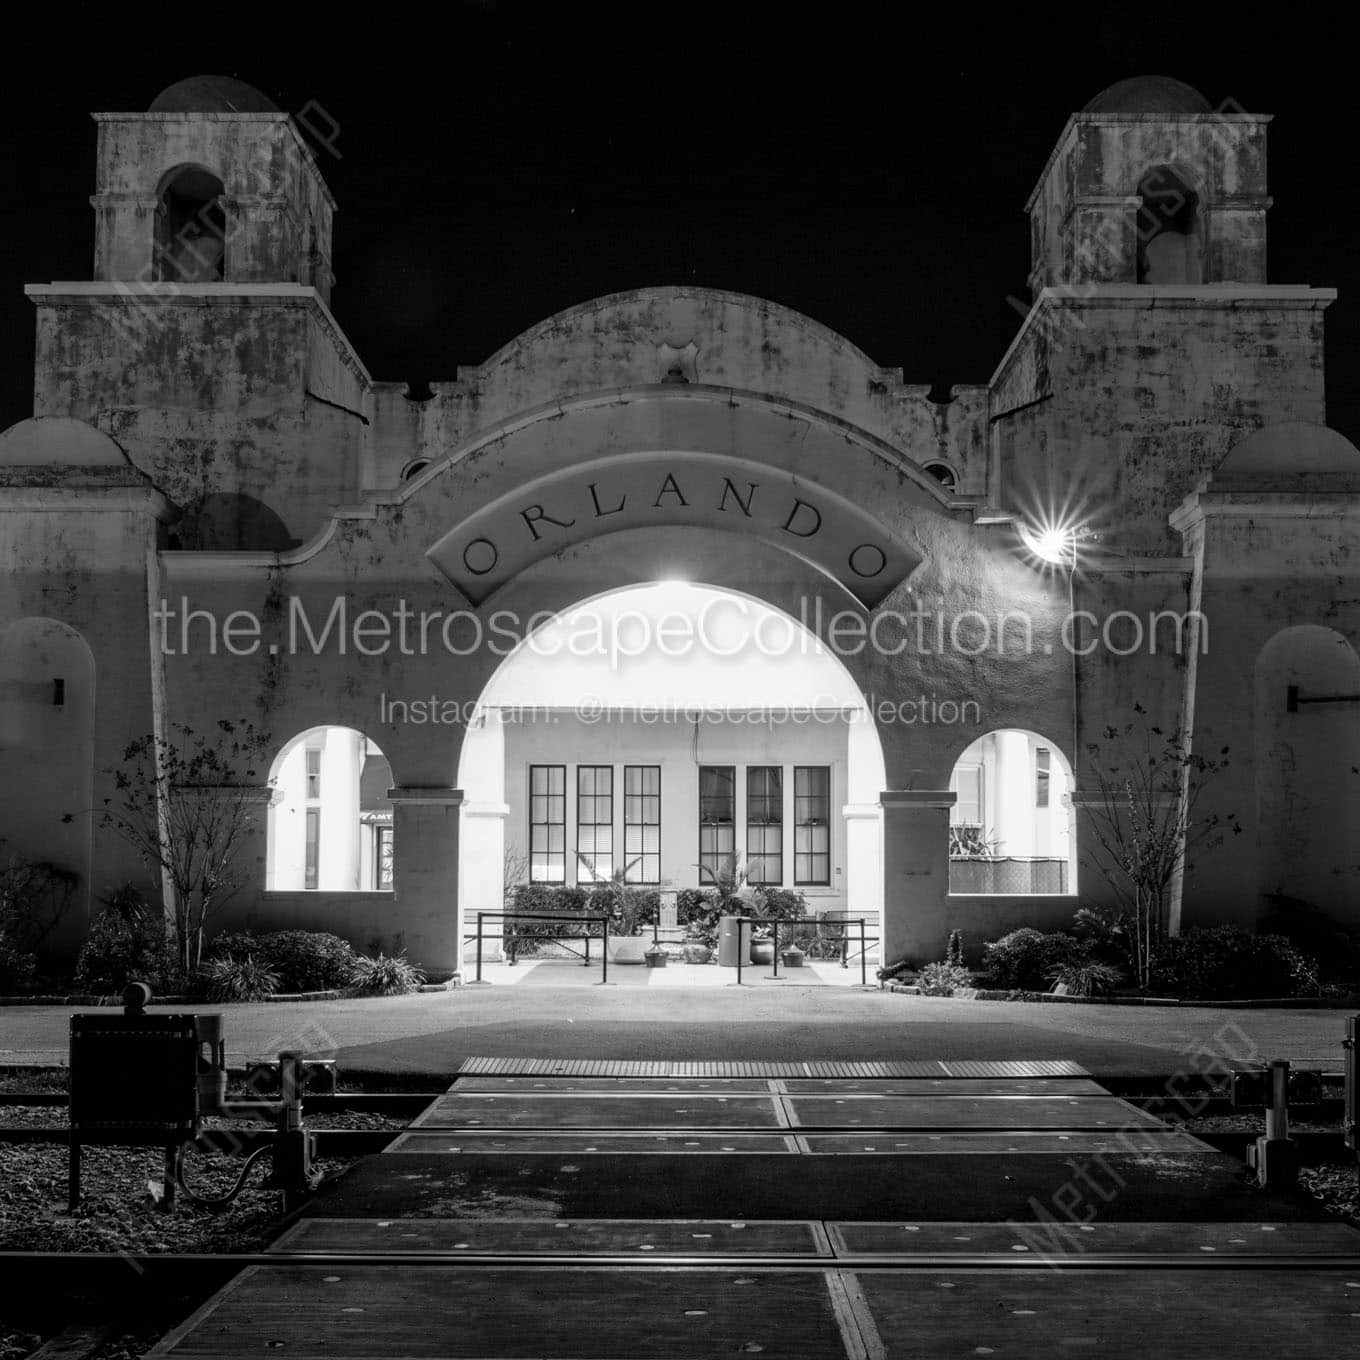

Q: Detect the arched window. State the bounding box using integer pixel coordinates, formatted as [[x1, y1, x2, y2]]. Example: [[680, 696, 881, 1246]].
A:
[[154, 165, 227, 283], [1136, 165, 1203, 285], [402, 459, 432, 482], [923, 462, 957, 492], [266, 727, 393, 891], [947, 730, 1075, 894]]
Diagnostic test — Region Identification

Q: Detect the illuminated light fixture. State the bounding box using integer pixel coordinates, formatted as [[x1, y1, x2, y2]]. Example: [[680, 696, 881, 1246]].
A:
[[1018, 520, 1082, 566]]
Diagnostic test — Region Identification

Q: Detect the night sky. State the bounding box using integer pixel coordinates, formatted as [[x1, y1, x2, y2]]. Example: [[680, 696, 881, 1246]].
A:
[[3, 2, 1358, 441]]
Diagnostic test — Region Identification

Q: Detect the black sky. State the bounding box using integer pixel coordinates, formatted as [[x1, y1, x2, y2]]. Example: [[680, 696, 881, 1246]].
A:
[[3, 2, 1359, 440]]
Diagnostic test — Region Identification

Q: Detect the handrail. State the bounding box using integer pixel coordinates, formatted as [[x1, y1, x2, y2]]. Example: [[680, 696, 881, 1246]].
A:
[[464, 911, 613, 984]]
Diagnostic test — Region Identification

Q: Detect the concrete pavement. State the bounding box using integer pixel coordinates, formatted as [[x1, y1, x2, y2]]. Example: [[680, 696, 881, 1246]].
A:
[[1, 976, 1350, 1080]]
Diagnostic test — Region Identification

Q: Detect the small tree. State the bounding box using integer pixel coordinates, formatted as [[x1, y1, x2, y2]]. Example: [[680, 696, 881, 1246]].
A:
[[98, 719, 271, 977], [1081, 705, 1238, 989]]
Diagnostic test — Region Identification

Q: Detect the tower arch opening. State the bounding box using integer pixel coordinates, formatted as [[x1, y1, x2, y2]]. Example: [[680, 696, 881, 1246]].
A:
[[154, 164, 227, 282]]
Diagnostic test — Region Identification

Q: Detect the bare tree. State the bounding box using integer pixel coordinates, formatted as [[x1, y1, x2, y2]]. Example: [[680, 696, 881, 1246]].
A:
[[1080, 704, 1238, 988], [99, 719, 271, 976]]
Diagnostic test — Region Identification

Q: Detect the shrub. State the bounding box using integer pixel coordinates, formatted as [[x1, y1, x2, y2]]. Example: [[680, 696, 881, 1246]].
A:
[[981, 929, 1087, 991], [350, 951, 425, 995], [203, 929, 358, 992], [1258, 896, 1360, 986], [256, 930, 357, 992], [1048, 959, 1124, 997], [1147, 926, 1320, 1000], [74, 885, 174, 992], [0, 927, 37, 991], [201, 954, 279, 1001], [1070, 906, 1133, 970], [504, 884, 596, 957], [916, 960, 973, 996]]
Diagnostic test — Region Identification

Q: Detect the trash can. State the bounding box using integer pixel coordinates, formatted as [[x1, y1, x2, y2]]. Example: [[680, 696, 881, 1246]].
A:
[[717, 916, 747, 967]]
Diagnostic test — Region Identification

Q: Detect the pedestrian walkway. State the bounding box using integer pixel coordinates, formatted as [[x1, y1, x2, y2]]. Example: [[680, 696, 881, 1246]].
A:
[[148, 1057, 1360, 1358], [469, 958, 879, 986]]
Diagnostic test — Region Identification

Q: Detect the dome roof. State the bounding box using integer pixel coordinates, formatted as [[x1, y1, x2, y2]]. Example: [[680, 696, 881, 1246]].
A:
[[1083, 76, 1213, 116], [149, 75, 279, 114], [0, 417, 127, 468]]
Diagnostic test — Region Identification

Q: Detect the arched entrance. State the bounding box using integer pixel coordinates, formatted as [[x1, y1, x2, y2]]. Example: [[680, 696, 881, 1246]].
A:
[[455, 582, 887, 960]]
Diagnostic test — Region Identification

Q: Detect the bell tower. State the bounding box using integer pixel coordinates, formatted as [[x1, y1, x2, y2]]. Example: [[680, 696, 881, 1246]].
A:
[[89, 74, 335, 301], [1025, 75, 1272, 297]]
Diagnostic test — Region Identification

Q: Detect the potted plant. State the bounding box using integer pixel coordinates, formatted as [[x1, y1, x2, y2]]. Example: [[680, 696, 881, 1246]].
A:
[[644, 942, 668, 968], [749, 928, 774, 967], [780, 942, 805, 968], [682, 940, 713, 964]]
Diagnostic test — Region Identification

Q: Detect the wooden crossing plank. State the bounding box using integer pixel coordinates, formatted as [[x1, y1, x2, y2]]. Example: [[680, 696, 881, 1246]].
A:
[[783, 1095, 1164, 1130], [781, 1078, 1110, 1096], [270, 1217, 833, 1257], [828, 1220, 1360, 1258], [852, 1268, 1360, 1358], [412, 1094, 784, 1129], [799, 1130, 1212, 1155], [388, 1131, 799, 1154], [149, 1265, 853, 1359]]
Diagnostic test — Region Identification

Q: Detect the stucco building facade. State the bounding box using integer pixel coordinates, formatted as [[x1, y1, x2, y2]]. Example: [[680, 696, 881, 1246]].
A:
[[1, 73, 1356, 973]]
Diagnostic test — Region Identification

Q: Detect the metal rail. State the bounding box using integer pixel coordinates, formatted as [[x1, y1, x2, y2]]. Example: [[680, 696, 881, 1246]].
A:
[[4, 1251, 1360, 1284], [466, 911, 613, 983]]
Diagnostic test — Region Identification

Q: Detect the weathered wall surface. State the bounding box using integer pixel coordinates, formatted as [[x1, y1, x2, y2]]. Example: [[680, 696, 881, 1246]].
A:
[[92, 114, 335, 300], [365, 289, 992, 498], [29, 287, 369, 548]]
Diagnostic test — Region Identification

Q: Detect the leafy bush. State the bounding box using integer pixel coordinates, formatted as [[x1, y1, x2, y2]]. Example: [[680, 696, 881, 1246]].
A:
[[502, 884, 597, 957], [0, 928, 36, 991], [916, 960, 973, 996], [203, 929, 358, 992], [0, 854, 79, 958], [74, 885, 174, 992], [1257, 896, 1360, 986], [981, 928, 1087, 991], [1147, 926, 1320, 1000], [1070, 906, 1133, 969], [201, 954, 279, 1001], [1048, 958, 1124, 997], [678, 889, 725, 947], [350, 951, 425, 995]]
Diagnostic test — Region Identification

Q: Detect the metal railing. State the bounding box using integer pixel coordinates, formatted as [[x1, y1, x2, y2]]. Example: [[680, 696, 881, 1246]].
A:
[[465, 911, 613, 984], [730, 914, 879, 988]]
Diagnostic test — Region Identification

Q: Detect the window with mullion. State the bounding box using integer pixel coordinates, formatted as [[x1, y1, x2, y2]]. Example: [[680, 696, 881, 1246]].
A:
[[623, 765, 660, 883], [576, 765, 614, 882], [745, 765, 783, 885], [529, 764, 566, 883], [794, 765, 830, 885], [698, 765, 735, 886]]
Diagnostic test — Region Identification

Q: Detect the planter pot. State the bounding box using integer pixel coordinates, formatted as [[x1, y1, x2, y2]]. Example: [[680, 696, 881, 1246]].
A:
[[749, 939, 775, 966], [780, 947, 805, 969], [609, 936, 651, 966], [644, 949, 668, 969], [682, 943, 713, 965]]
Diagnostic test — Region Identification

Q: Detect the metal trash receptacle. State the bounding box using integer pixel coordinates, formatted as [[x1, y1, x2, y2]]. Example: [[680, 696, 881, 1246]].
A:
[[717, 915, 746, 967]]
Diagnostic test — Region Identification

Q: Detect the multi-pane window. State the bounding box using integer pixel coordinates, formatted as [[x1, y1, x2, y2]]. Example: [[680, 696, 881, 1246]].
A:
[[576, 765, 614, 882], [304, 806, 320, 890], [745, 766, 783, 885], [698, 765, 736, 885], [529, 764, 566, 882], [304, 746, 321, 799], [623, 766, 661, 883], [1035, 747, 1051, 809], [794, 766, 831, 885], [374, 824, 394, 890]]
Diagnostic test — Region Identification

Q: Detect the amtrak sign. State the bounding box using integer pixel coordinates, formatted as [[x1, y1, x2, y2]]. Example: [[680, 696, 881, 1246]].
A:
[[427, 453, 919, 607]]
